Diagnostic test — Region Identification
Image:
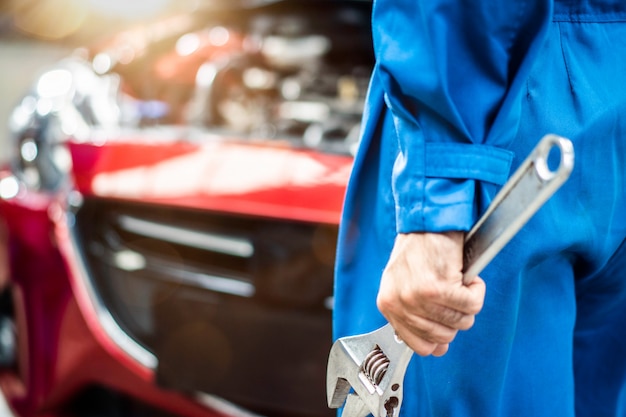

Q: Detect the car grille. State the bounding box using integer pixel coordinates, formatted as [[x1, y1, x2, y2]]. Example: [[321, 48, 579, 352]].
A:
[[72, 197, 337, 417]]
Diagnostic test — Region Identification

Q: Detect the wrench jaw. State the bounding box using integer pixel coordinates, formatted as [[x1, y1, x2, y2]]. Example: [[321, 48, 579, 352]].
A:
[[341, 393, 372, 417], [327, 337, 360, 410], [327, 324, 414, 417]]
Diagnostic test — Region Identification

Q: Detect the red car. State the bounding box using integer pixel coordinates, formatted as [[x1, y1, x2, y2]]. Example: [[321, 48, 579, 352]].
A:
[[0, 1, 373, 416]]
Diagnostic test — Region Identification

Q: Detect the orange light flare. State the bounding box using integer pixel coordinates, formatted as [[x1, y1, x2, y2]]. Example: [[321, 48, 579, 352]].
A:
[[8, 0, 176, 41], [10, 0, 90, 41], [86, 0, 172, 20]]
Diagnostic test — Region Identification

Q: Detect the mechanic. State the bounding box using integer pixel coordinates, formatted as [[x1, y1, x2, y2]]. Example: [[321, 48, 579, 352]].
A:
[[333, 0, 626, 416]]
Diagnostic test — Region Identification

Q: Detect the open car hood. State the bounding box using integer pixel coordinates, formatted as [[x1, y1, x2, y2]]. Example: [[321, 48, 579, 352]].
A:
[[69, 136, 352, 224]]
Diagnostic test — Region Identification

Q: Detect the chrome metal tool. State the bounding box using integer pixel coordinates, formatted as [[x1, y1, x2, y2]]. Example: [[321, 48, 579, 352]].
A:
[[326, 134, 575, 417]]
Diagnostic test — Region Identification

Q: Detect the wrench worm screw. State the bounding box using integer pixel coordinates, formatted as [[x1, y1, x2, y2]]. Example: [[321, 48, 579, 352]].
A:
[[361, 345, 390, 387]]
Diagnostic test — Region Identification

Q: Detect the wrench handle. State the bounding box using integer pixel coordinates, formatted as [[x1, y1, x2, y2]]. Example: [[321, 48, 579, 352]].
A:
[[462, 134, 574, 284]]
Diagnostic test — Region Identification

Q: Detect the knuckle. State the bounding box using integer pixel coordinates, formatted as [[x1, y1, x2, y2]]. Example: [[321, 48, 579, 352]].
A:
[[437, 328, 457, 345], [428, 303, 465, 327], [472, 298, 485, 314], [414, 318, 456, 345], [442, 306, 465, 324], [432, 344, 449, 357], [376, 287, 398, 313], [458, 315, 476, 331], [422, 319, 439, 337], [412, 340, 438, 357], [376, 293, 390, 311], [465, 299, 484, 316], [420, 284, 442, 302]]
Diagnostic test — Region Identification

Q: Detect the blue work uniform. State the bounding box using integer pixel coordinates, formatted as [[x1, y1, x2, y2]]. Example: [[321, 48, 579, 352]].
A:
[[333, 0, 626, 416]]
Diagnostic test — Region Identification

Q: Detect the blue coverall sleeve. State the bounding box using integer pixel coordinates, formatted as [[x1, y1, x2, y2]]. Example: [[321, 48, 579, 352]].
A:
[[373, 0, 553, 232]]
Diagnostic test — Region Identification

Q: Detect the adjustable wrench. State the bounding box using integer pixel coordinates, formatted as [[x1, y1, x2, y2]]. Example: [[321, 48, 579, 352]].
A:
[[326, 134, 575, 417]]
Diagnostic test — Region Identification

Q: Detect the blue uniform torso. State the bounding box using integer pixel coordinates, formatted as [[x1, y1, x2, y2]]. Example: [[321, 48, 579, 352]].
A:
[[334, 1, 626, 415]]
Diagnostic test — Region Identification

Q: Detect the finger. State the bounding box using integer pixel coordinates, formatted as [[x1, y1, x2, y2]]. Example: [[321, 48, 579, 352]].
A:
[[437, 276, 486, 316], [462, 276, 487, 315], [395, 326, 452, 357], [431, 344, 449, 357], [391, 283, 481, 331], [417, 301, 476, 330], [392, 313, 459, 346], [397, 332, 439, 357]]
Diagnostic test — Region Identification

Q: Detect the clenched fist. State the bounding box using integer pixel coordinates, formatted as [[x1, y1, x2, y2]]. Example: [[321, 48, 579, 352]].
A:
[[377, 232, 486, 357]]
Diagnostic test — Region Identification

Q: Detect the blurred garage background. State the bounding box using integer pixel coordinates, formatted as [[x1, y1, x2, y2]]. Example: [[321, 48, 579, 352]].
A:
[[0, 1, 206, 415], [0, 0, 202, 163]]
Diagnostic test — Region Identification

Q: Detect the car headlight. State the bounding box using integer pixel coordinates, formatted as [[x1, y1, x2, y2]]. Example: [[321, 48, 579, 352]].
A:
[[8, 56, 121, 193], [9, 102, 73, 192]]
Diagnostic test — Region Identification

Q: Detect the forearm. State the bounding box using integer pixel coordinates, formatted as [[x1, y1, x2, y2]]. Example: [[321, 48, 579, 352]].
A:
[[373, 0, 553, 232]]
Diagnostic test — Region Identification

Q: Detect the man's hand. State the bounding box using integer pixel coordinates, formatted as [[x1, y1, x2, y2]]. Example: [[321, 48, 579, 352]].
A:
[[377, 232, 486, 357]]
